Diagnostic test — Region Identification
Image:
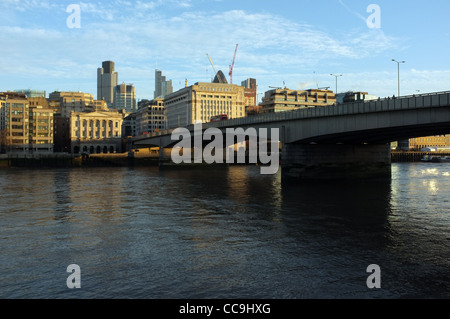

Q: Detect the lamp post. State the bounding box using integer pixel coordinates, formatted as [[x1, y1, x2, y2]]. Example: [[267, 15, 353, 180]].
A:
[[392, 59, 405, 97], [330, 74, 342, 94]]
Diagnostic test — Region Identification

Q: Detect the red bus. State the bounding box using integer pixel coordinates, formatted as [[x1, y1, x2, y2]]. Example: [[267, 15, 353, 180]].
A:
[[210, 114, 228, 122]]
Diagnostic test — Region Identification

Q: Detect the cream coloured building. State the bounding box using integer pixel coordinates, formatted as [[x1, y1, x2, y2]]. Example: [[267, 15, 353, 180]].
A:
[[49, 91, 95, 118], [70, 110, 125, 154], [408, 135, 450, 150], [0, 92, 54, 153], [29, 105, 54, 153], [164, 82, 245, 128], [0, 92, 30, 152], [136, 98, 166, 135]]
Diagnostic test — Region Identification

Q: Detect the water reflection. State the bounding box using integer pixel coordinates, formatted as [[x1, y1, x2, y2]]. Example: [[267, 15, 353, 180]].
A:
[[1, 163, 449, 298]]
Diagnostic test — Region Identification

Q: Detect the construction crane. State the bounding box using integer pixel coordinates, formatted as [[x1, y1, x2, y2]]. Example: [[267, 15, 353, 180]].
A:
[[206, 53, 217, 78], [229, 44, 238, 84]]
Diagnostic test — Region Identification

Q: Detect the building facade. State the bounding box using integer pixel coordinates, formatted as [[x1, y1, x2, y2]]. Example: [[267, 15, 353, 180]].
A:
[[408, 135, 450, 151], [0, 92, 54, 153], [135, 98, 166, 135], [113, 82, 136, 112], [0, 92, 29, 153], [154, 69, 173, 99], [164, 82, 245, 129], [29, 105, 54, 153], [97, 61, 119, 107], [70, 110, 125, 154], [49, 91, 96, 118], [259, 88, 336, 113], [122, 113, 137, 138]]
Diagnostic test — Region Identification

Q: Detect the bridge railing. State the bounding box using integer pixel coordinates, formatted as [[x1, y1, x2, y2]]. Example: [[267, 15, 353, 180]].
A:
[[132, 90, 450, 141]]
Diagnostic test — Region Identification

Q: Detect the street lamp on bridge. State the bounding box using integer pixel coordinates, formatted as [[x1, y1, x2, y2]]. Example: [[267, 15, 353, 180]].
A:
[[330, 74, 342, 94], [392, 59, 405, 97]]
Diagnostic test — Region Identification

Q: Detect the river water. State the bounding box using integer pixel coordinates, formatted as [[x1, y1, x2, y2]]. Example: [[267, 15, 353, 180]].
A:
[[0, 163, 449, 299]]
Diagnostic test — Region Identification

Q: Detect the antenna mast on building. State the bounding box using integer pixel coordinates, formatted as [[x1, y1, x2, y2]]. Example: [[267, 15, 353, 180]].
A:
[[229, 44, 238, 84]]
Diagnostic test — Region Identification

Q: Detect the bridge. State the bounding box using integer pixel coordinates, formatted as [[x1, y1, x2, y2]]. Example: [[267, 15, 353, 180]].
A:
[[130, 90, 450, 179]]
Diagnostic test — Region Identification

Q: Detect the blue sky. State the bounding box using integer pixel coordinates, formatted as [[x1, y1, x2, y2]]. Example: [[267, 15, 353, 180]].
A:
[[1, 0, 449, 101]]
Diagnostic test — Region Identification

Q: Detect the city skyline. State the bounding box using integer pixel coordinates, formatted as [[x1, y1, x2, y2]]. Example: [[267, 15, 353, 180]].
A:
[[0, 0, 449, 101]]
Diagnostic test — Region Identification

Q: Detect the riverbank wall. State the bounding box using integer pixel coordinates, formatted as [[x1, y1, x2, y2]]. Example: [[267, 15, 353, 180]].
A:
[[1, 151, 450, 168]]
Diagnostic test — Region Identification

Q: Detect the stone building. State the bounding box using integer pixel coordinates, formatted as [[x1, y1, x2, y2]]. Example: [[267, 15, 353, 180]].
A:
[[135, 98, 166, 135], [69, 110, 125, 154], [164, 82, 245, 128]]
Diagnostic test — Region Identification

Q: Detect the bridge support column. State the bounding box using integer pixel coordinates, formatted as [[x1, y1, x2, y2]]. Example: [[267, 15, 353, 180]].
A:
[[282, 143, 391, 180]]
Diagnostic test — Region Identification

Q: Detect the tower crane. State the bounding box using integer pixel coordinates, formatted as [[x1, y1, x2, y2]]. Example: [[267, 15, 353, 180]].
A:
[[206, 53, 217, 78], [229, 44, 238, 84]]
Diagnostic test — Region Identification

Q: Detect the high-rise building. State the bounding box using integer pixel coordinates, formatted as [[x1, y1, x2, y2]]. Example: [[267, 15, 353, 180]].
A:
[[97, 61, 119, 107], [113, 82, 136, 112], [154, 69, 173, 99], [241, 78, 257, 90], [241, 78, 257, 107]]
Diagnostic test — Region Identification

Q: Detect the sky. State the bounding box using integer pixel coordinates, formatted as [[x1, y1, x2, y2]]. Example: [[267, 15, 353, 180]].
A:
[[1, 0, 449, 102]]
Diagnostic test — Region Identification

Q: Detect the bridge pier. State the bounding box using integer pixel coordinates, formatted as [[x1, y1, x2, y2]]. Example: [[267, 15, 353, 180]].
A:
[[281, 143, 391, 180]]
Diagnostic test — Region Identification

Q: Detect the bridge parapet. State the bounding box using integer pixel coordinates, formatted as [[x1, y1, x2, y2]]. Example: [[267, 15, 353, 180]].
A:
[[131, 90, 450, 145]]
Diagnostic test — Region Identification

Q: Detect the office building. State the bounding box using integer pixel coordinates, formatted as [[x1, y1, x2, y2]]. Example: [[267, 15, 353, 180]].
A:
[[97, 61, 119, 106], [0, 92, 30, 153], [49, 91, 95, 117], [0, 92, 54, 153], [135, 98, 166, 135], [122, 112, 137, 138], [259, 88, 336, 113], [154, 69, 173, 99], [29, 105, 54, 153], [113, 82, 136, 112], [164, 82, 245, 129]]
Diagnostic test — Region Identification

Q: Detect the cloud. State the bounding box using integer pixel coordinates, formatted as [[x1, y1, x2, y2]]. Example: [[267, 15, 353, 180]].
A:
[[337, 0, 367, 24], [0, 3, 409, 99], [0, 0, 61, 11]]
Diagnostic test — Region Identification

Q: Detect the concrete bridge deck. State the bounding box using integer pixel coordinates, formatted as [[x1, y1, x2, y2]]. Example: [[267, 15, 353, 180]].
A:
[[130, 90, 450, 179]]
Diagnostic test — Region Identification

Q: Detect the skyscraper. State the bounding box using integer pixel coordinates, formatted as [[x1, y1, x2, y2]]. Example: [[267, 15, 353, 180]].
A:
[[154, 69, 173, 99], [113, 82, 136, 112], [97, 61, 119, 107]]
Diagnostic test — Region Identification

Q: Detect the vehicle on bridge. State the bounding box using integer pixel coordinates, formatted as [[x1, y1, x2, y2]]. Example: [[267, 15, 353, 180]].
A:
[[210, 114, 228, 122]]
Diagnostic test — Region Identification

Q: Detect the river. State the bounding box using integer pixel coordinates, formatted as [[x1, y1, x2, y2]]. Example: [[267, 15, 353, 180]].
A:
[[0, 163, 449, 299]]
